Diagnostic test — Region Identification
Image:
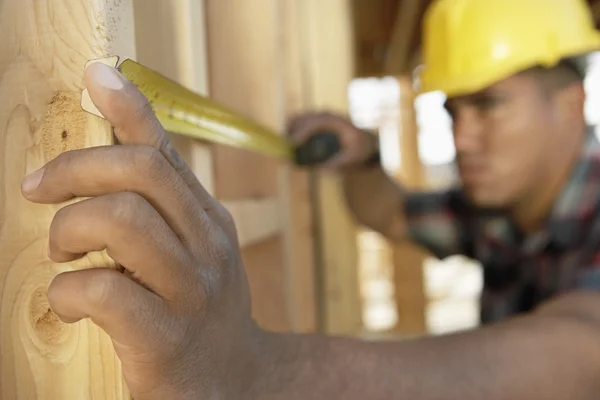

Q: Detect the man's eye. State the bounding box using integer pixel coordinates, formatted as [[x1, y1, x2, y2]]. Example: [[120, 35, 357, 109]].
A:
[[475, 97, 500, 111]]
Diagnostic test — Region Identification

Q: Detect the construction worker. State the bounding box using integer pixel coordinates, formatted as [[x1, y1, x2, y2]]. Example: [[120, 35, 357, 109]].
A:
[[19, 0, 600, 398], [290, 0, 600, 324]]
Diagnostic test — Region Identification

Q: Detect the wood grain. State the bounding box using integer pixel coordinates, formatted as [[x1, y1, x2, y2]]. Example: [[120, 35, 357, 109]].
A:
[[0, 0, 135, 398]]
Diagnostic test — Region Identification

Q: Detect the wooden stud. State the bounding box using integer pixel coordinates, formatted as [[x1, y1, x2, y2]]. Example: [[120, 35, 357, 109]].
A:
[[300, 0, 363, 336], [390, 76, 428, 335], [0, 0, 135, 398], [205, 0, 294, 332], [385, 0, 423, 75], [278, 0, 319, 333], [132, 0, 214, 194], [222, 198, 282, 247]]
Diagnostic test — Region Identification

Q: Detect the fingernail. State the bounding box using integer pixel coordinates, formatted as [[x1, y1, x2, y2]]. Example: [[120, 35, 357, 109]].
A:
[[22, 168, 44, 193], [89, 62, 124, 91]]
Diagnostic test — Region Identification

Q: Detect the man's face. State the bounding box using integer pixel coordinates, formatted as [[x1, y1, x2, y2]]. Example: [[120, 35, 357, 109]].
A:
[[445, 73, 564, 209]]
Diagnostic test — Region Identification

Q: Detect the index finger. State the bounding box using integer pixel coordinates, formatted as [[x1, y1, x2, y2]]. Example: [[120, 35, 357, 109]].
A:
[[84, 62, 232, 228]]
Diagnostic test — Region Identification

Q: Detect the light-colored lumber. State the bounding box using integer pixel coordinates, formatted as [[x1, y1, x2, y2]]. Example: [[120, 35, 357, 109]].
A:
[[222, 198, 282, 247], [390, 76, 428, 334], [300, 0, 363, 336], [205, 0, 281, 201], [385, 0, 422, 74], [132, 0, 214, 194], [278, 0, 319, 333], [205, 0, 294, 332], [0, 0, 135, 398]]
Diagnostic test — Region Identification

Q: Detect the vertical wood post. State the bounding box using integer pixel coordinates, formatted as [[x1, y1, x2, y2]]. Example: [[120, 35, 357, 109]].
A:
[[300, 0, 363, 336], [391, 76, 428, 335], [0, 0, 135, 398]]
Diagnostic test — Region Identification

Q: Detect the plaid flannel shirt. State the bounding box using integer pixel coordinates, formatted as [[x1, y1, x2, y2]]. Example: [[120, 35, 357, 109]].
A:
[[405, 129, 600, 324]]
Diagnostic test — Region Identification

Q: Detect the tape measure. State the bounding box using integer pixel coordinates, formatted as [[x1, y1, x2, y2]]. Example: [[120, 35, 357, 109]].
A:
[[81, 56, 341, 166]]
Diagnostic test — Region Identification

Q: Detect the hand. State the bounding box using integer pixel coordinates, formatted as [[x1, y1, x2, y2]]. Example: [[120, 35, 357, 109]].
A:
[[286, 112, 379, 170], [21, 62, 263, 399]]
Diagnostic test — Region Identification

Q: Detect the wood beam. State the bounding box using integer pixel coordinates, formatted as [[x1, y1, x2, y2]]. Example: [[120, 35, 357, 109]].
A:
[[205, 0, 295, 333], [0, 0, 135, 397], [391, 76, 428, 335], [222, 198, 282, 248], [278, 0, 319, 333], [385, 0, 422, 74], [301, 0, 363, 336], [591, 0, 600, 22], [132, 0, 213, 194]]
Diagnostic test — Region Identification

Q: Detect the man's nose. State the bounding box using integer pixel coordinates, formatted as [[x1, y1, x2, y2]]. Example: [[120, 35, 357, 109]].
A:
[[452, 108, 484, 154]]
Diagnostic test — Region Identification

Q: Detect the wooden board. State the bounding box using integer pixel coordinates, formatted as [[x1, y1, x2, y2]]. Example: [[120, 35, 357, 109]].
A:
[[391, 76, 428, 334], [204, 0, 289, 332], [0, 0, 135, 398], [205, 0, 281, 200], [243, 236, 291, 332], [279, 0, 319, 333], [300, 0, 363, 336], [132, 0, 213, 193], [205, 0, 321, 333]]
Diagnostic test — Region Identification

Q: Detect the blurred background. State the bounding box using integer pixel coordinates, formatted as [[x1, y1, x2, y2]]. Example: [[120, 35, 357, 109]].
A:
[[134, 0, 600, 340]]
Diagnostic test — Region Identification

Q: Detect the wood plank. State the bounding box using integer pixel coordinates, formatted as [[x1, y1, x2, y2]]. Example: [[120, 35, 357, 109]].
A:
[[132, 0, 208, 94], [390, 76, 428, 334], [0, 0, 135, 398], [132, 0, 214, 193], [591, 0, 600, 22], [278, 0, 318, 333], [301, 0, 363, 336], [385, 0, 423, 74], [205, 0, 281, 200], [243, 236, 291, 332], [204, 0, 292, 333], [351, 0, 400, 77], [222, 198, 282, 248]]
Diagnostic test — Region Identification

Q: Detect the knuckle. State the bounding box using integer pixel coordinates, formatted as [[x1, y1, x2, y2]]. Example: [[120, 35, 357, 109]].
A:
[[131, 146, 172, 185], [205, 228, 234, 265], [108, 191, 150, 228], [130, 97, 155, 125], [46, 273, 66, 307], [50, 149, 79, 174], [84, 270, 120, 309], [215, 203, 236, 230], [49, 205, 74, 251]]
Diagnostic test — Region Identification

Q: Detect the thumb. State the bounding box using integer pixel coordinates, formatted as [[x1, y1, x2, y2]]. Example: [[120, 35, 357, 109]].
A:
[[83, 61, 166, 148]]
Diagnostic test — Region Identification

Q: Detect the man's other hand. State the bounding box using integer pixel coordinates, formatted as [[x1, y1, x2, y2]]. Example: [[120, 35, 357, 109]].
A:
[[286, 112, 378, 170]]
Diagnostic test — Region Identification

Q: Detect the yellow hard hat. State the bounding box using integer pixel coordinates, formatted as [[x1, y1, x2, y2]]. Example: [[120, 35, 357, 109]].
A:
[[418, 0, 600, 98]]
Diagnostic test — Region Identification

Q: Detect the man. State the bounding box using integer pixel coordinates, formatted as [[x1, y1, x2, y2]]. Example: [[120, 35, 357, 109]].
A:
[[290, 0, 600, 324], [19, 0, 600, 398]]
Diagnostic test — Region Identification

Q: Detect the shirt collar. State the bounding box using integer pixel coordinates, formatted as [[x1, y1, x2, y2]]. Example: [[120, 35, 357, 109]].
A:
[[547, 128, 600, 249]]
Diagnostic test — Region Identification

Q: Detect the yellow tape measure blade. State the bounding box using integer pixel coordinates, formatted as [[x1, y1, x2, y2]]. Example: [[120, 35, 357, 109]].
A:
[[117, 59, 293, 160]]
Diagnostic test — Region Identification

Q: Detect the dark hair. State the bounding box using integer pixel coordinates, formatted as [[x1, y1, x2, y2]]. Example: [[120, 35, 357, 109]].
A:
[[524, 57, 586, 93]]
